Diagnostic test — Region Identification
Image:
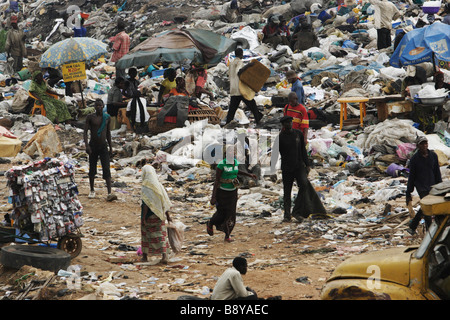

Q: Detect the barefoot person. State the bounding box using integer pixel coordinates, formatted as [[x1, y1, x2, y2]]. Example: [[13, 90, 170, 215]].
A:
[[83, 99, 117, 202], [141, 164, 172, 264]]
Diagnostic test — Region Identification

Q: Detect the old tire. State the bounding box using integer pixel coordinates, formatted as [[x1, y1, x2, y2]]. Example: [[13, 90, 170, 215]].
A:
[[57, 236, 82, 258], [0, 245, 71, 272]]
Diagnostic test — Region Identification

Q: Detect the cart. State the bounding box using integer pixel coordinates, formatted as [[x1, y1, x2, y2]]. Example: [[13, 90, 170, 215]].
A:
[[0, 225, 83, 258], [2, 158, 84, 258]]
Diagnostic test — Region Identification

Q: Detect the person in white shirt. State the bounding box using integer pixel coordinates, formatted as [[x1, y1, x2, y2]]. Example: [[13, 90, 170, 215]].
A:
[[369, 0, 401, 50], [225, 48, 262, 125], [211, 257, 257, 300], [126, 95, 150, 133]]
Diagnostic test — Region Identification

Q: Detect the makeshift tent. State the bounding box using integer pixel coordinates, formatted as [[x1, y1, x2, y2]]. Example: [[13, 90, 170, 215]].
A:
[[116, 28, 238, 69], [390, 22, 450, 68]]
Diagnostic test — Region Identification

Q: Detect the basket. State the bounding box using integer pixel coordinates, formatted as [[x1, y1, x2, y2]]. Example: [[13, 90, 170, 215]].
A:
[[149, 105, 221, 135]]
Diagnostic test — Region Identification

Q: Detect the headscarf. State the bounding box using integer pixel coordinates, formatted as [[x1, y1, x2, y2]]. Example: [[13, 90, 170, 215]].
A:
[[141, 165, 172, 221]]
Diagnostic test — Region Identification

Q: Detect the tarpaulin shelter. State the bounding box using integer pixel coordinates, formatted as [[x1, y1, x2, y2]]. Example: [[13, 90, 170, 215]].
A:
[[115, 28, 238, 69], [390, 22, 450, 68]]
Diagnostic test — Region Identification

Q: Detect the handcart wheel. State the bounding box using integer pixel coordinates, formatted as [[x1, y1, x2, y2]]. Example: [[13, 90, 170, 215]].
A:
[[57, 235, 82, 258]]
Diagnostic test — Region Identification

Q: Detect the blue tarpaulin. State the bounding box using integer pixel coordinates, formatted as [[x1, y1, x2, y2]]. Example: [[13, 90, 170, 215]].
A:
[[390, 22, 450, 68], [300, 62, 384, 84]]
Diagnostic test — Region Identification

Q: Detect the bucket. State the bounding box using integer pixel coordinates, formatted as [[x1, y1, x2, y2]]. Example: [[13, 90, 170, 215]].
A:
[[318, 10, 332, 22], [18, 68, 31, 81]]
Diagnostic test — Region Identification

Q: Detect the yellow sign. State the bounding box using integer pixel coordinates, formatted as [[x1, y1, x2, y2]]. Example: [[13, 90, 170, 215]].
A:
[[61, 62, 86, 82]]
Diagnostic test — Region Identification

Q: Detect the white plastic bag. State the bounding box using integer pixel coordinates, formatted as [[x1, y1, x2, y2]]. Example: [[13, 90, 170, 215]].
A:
[[167, 220, 186, 254]]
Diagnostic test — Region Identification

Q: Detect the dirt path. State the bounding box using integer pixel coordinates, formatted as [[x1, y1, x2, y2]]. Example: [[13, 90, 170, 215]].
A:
[[0, 161, 419, 300]]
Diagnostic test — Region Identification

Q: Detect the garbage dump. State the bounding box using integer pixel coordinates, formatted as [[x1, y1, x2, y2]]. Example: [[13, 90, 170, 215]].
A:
[[0, 0, 449, 302]]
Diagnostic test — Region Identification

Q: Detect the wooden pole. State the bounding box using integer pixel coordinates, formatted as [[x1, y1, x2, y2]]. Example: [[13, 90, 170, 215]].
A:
[[78, 80, 85, 109]]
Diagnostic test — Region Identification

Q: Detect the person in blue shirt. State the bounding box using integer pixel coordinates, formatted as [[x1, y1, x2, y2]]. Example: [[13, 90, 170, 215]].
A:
[[73, 18, 87, 37], [286, 70, 305, 106]]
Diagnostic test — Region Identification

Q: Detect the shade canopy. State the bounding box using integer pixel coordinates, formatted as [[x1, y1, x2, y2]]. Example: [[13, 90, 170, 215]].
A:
[[116, 28, 238, 69]]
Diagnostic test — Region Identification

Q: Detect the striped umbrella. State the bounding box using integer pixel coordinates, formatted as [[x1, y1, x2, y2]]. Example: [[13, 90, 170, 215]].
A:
[[39, 37, 108, 69]]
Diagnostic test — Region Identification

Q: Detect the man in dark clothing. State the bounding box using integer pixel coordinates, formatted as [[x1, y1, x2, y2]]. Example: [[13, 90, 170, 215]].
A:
[[272, 116, 310, 222], [406, 135, 442, 235]]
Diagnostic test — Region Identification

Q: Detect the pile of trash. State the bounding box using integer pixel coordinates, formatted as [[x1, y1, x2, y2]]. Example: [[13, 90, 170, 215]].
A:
[[0, 0, 449, 229]]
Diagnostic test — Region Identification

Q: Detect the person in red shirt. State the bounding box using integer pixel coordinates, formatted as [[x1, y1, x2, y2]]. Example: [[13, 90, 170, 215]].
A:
[[110, 19, 130, 80], [110, 20, 130, 63], [283, 92, 309, 144]]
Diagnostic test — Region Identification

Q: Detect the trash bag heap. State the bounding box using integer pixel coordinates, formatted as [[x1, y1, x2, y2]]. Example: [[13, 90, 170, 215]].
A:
[[0, 0, 448, 215]]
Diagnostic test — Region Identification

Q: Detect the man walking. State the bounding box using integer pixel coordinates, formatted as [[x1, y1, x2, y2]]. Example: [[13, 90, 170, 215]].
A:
[[272, 116, 326, 222], [369, 0, 401, 50], [84, 99, 117, 202], [5, 15, 26, 72], [273, 116, 310, 222], [406, 135, 442, 235], [225, 48, 262, 126]]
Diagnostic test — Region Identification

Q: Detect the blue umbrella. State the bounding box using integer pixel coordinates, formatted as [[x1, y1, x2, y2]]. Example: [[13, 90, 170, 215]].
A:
[[39, 37, 108, 69], [390, 22, 450, 68]]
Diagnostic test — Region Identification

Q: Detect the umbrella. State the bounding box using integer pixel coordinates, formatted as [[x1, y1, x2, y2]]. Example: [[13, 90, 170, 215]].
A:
[[116, 28, 238, 70], [39, 37, 107, 108], [390, 22, 450, 68], [39, 37, 108, 69]]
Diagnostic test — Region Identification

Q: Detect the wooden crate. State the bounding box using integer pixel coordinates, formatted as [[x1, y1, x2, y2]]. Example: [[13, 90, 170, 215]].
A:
[[239, 59, 271, 93]]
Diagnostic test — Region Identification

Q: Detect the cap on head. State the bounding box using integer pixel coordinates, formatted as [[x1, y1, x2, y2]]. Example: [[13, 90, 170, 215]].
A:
[[271, 16, 280, 24], [416, 135, 428, 145]]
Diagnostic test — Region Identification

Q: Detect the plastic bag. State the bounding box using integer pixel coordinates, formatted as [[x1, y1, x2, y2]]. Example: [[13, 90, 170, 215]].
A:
[[167, 220, 186, 254], [396, 143, 416, 160]]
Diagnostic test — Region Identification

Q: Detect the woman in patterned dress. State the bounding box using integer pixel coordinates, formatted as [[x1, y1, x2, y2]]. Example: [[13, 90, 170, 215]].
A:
[[29, 71, 72, 124], [140, 164, 172, 264]]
